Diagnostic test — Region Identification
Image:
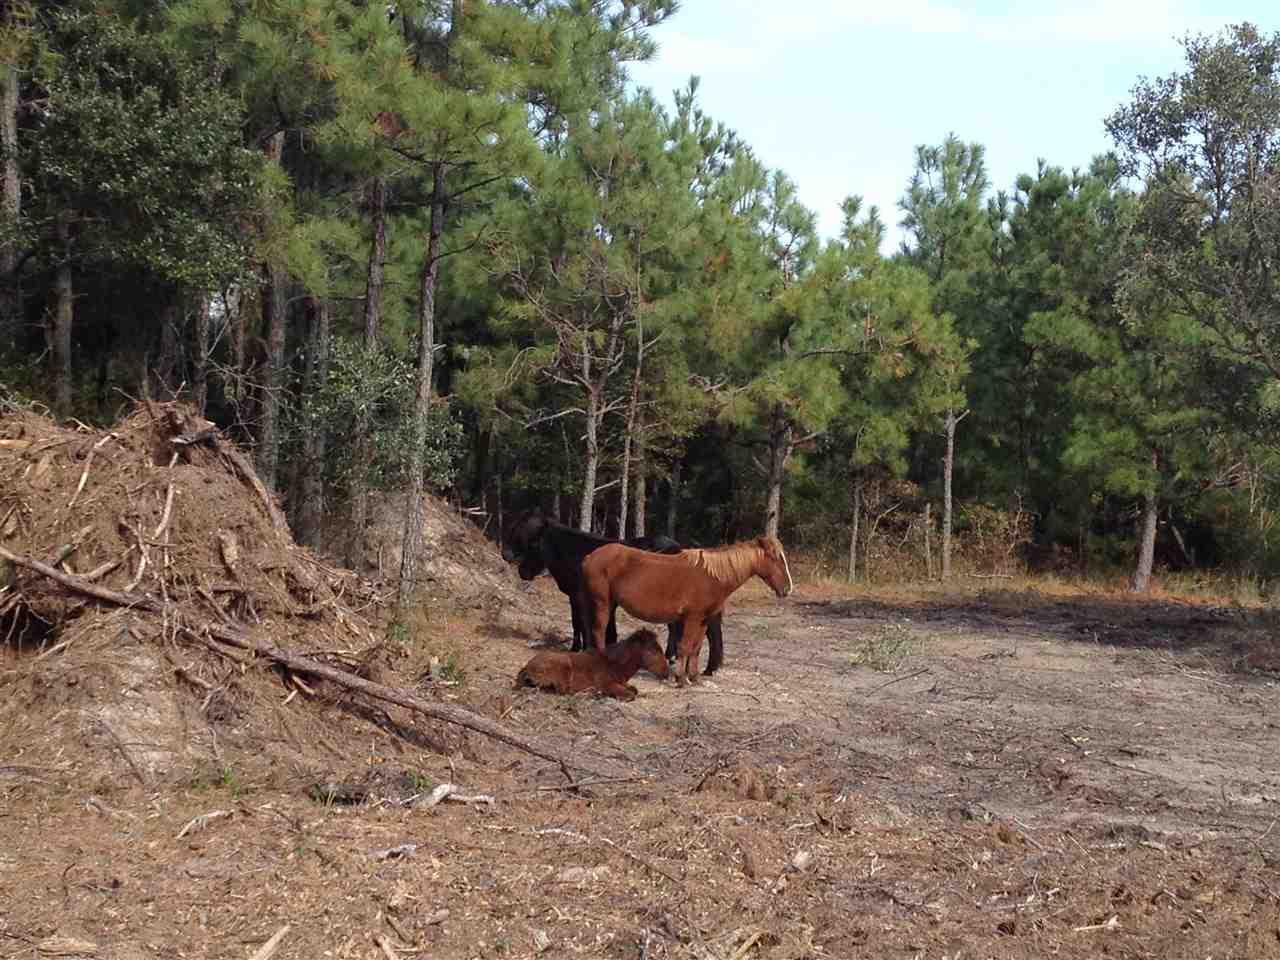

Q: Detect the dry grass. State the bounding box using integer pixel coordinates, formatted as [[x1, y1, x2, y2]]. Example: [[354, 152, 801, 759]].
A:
[[847, 621, 920, 672]]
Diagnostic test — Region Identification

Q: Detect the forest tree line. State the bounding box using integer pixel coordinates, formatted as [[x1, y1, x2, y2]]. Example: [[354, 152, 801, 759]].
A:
[[3, 3, 1280, 596]]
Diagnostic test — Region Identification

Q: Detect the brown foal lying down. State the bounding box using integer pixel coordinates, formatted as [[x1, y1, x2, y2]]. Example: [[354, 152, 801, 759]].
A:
[[515, 628, 669, 701]]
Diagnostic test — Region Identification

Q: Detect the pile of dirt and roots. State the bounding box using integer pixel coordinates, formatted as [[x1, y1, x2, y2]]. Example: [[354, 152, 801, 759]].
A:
[[0, 400, 558, 797], [342, 490, 534, 615]]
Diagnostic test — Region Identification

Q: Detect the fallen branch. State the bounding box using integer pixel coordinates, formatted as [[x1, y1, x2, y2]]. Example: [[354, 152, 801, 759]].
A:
[[528, 775, 646, 794], [122, 520, 149, 592], [865, 667, 930, 696], [247, 924, 290, 960], [81, 555, 124, 583], [175, 809, 233, 839], [68, 433, 117, 509], [97, 719, 147, 787], [152, 482, 177, 540], [0, 545, 605, 778], [532, 826, 681, 885], [409, 782, 496, 808]]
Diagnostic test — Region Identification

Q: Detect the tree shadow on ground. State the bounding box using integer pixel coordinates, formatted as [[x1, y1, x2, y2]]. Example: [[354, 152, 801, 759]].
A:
[[796, 589, 1279, 659]]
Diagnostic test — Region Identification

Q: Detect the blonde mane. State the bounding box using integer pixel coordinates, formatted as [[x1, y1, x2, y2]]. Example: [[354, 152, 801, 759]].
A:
[[683, 537, 780, 585]]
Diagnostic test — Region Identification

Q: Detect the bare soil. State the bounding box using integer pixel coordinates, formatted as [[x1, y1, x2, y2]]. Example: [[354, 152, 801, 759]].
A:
[[5, 568, 1280, 960]]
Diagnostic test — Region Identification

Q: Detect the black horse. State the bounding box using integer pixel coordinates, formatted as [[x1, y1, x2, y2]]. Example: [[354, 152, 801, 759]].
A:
[[501, 510, 725, 676]]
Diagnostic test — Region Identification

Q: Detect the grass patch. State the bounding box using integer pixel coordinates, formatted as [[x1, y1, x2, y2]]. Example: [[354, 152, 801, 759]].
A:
[[849, 622, 920, 672]]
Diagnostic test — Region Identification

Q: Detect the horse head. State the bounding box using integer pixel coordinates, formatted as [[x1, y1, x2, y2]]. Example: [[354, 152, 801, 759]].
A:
[[501, 510, 546, 563], [755, 536, 794, 598], [621, 628, 670, 678]]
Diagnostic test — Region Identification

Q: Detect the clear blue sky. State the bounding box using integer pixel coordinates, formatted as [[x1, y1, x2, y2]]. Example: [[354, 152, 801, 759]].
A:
[[628, 1, 1277, 252]]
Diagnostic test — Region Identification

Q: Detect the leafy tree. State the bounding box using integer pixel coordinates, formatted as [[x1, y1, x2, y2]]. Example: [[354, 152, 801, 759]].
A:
[[488, 90, 704, 531], [898, 134, 987, 576], [21, 7, 259, 416], [1107, 24, 1280, 396]]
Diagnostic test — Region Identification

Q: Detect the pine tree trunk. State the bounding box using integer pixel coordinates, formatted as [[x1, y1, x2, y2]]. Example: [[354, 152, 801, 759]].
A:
[[193, 295, 211, 416], [0, 61, 20, 344], [255, 131, 288, 492], [666, 460, 680, 539], [155, 296, 180, 400], [618, 316, 645, 538], [363, 176, 387, 343], [923, 502, 934, 579], [632, 439, 646, 538], [295, 296, 330, 549], [618, 429, 631, 540], [52, 212, 73, 418], [1131, 454, 1159, 593], [256, 259, 287, 491], [578, 384, 600, 533], [347, 176, 388, 567], [847, 475, 862, 583], [764, 413, 792, 539], [228, 290, 246, 412], [396, 162, 445, 607], [941, 407, 959, 581]]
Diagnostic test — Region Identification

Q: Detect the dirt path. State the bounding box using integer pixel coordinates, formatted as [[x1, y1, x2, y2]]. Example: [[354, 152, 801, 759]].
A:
[[5, 580, 1280, 960], [613, 586, 1280, 845]]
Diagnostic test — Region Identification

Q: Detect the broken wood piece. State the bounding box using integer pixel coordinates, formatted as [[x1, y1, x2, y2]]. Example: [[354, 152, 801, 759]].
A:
[[175, 809, 233, 840], [121, 520, 148, 592], [174, 666, 214, 692], [246, 924, 290, 960], [1073, 915, 1120, 933], [287, 673, 315, 697], [81, 556, 124, 583], [728, 931, 765, 960], [412, 783, 495, 809], [172, 427, 220, 447], [370, 843, 418, 861], [418, 783, 456, 808], [384, 914, 415, 946], [48, 524, 95, 567], [374, 934, 400, 960], [68, 433, 117, 509], [217, 531, 240, 579], [531, 827, 680, 885], [152, 482, 177, 540], [422, 909, 449, 926], [36, 934, 99, 956], [446, 791, 495, 806]]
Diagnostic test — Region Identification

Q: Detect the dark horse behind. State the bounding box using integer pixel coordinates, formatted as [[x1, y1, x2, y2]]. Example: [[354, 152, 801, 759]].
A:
[[501, 510, 725, 675]]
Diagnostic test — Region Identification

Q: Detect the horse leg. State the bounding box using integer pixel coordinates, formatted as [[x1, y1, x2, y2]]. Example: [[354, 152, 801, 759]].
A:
[[569, 595, 585, 652], [684, 619, 707, 685], [704, 613, 724, 676], [673, 616, 706, 688], [605, 604, 619, 647], [581, 585, 611, 654], [665, 620, 683, 662]]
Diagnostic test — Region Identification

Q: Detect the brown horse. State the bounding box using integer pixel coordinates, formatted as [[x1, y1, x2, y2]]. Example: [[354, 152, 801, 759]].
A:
[[515, 628, 669, 701], [579, 536, 793, 685]]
